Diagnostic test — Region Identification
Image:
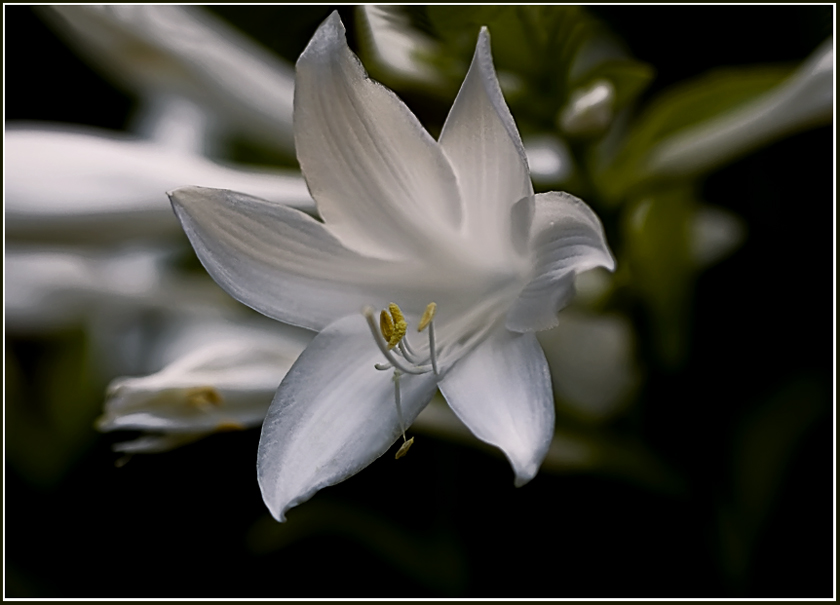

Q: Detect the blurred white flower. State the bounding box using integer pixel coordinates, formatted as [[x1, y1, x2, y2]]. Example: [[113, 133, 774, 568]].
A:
[[524, 135, 574, 185], [4, 243, 244, 335], [357, 5, 442, 86], [170, 13, 615, 521], [647, 36, 834, 177], [691, 204, 747, 268], [38, 5, 298, 153], [5, 125, 314, 243], [559, 79, 617, 136], [98, 318, 314, 453], [538, 311, 642, 422]]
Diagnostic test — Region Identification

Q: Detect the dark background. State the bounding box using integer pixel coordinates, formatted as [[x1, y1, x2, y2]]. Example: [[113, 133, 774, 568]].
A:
[[4, 5, 834, 597]]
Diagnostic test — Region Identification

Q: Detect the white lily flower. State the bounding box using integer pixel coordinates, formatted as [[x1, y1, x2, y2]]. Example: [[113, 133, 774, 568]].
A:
[[5, 125, 314, 242], [169, 13, 615, 521], [39, 5, 297, 153], [98, 318, 314, 453], [646, 36, 834, 178]]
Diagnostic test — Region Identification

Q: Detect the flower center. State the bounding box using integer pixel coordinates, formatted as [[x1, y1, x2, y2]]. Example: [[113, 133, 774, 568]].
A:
[[362, 302, 439, 458]]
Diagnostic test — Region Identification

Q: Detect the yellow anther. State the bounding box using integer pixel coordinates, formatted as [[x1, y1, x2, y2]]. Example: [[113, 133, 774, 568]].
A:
[[185, 386, 223, 408], [386, 303, 407, 349], [417, 302, 437, 332], [395, 436, 415, 459], [216, 420, 246, 432], [379, 309, 394, 342]]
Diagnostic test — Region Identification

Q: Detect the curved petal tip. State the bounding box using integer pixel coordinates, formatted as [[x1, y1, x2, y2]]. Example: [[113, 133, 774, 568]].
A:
[[299, 10, 344, 64]]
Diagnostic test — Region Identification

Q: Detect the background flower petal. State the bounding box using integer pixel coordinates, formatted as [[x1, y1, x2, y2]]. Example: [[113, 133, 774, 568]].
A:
[[439, 327, 554, 486], [507, 191, 616, 332], [40, 5, 298, 153], [98, 320, 313, 434], [6, 126, 314, 243], [258, 314, 439, 521], [294, 12, 463, 259]]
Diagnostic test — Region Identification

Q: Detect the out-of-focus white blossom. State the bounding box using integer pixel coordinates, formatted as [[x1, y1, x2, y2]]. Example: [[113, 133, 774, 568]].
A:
[[538, 311, 641, 422], [38, 5, 297, 153], [524, 135, 574, 185], [691, 205, 747, 268], [4, 245, 236, 334], [357, 5, 442, 86], [5, 126, 314, 243], [559, 79, 616, 136], [647, 37, 834, 177], [98, 316, 314, 453]]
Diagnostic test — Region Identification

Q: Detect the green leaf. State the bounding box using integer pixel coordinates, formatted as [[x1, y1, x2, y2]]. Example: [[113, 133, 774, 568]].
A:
[[5, 331, 103, 487], [596, 65, 793, 204], [717, 375, 828, 584], [621, 185, 696, 368]]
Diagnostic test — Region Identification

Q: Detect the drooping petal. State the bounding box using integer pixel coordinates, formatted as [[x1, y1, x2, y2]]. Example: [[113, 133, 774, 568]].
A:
[[98, 321, 313, 435], [439, 327, 554, 486], [40, 5, 298, 153], [507, 191, 616, 332], [438, 27, 533, 259], [258, 315, 439, 521], [6, 126, 314, 243], [294, 12, 462, 259], [169, 186, 442, 331]]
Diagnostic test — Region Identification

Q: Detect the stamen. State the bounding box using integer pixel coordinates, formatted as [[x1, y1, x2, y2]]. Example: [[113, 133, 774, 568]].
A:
[[398, 339, 422, 364], [379, 309, 394, 342], [395, 436, 414, 459], [392, 370, 415, 459], [428, 320, 439, 376], [387, 303, 407, 349], [418, 302, 437, 332], [185, 386, 224, 410], [393, 370, 406, 441], [363, 307, 432, 375]]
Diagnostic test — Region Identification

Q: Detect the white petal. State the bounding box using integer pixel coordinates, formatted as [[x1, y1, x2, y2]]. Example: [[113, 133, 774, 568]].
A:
[[258, 315, 439, 521], [507, 191, 616, 332], [647, 37, 834, 177], [112, 432, 208, 454], [438, 27, 533, 259], [5, 245, 167, 333], [169, 186, 443, 331], [294, 12, 462, 259], [439, 327, 554, 486], [41, 5, 297, 152], [537, 311, 641, 422], [99, 323, 312, 434], [5, 126, 314, 242]]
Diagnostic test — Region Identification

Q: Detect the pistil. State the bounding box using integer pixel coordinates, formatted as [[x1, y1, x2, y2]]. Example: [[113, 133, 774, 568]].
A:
[[362, 302, 441, 459]]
